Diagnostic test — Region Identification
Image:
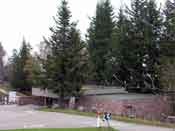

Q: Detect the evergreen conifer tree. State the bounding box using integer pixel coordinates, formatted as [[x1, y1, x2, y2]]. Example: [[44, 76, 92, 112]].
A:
[[10, 39, 33, 94], [43, 0, 85, 105], [87, 0, 115, 85]]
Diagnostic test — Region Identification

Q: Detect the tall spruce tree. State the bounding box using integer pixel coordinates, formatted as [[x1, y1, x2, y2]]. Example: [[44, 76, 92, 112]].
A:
[[128, 0, 149, 90], [115, 8, 135, 88], [123, 0, 162, 92], [87, 0, 115, 85], [43, 0, 85, 105], [9, 49, 19, 89], [66, 23, 86, 96], [10, 39, 33, 94], [143, 0, 162, 90], [116, 0, 147, 90]]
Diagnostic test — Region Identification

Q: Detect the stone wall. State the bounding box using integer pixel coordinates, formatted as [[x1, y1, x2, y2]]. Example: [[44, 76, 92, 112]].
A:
[[16, 96, 61, 106], [77, 95, 172, 121], [16, 96, 45, 105]]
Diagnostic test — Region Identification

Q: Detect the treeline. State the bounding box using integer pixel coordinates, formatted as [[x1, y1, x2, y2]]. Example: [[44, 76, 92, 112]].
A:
[[5, 0, 175, 98]]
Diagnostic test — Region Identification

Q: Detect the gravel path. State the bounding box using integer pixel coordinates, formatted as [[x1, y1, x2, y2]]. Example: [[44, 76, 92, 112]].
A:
[[0, 105, 173, 131]]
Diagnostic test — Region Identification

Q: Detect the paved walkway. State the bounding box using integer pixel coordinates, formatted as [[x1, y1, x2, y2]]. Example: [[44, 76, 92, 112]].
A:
[[0, 105, 174, 131]]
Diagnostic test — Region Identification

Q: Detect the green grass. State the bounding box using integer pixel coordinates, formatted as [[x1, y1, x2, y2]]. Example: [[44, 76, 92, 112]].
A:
[[40, 108, 96, 117], [1, 128, 117, 131], [39, 107, 175, 128]]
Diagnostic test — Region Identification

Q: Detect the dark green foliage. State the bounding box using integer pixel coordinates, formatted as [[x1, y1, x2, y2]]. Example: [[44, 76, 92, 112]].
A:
[[87, 0, 116, 85], [9, 39, 33, 94], [164, 0, 175, 41], [86, 0, 164, 92], [114, 7, 135, 87], [42, 0, 86, 103], [9, 49, 19, 88], [66, 23, 87, 96], [18, 0, 175, 95], [31, 53, 43, 87], [6, 0, 175, 96], [115, 0, 163, 92]]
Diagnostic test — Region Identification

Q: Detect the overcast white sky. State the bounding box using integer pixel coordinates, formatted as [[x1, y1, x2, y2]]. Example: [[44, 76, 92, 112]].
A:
[[0, 0, 165, 57]]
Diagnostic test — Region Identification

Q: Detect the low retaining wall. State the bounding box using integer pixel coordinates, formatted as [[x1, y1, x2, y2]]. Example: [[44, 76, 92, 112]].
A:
[[16, 96, 60, 106], [16, 96, 45, 105], [77, 95, 172, 121]]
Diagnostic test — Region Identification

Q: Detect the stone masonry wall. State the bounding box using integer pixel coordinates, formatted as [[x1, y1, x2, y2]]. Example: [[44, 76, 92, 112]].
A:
[[77, 95, 172, 121]]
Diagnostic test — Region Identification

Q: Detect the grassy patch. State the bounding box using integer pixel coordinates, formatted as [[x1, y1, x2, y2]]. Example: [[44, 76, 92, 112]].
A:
[[40, 108, 96, 117], [1, 128, 116, 131], [39, 107, 175, 128]]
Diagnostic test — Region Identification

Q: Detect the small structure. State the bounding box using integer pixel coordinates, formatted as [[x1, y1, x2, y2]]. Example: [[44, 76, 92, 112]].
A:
[[32, 88, 58, 106], [32, 86, 127, 107], [8, 91, 17, 104]]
